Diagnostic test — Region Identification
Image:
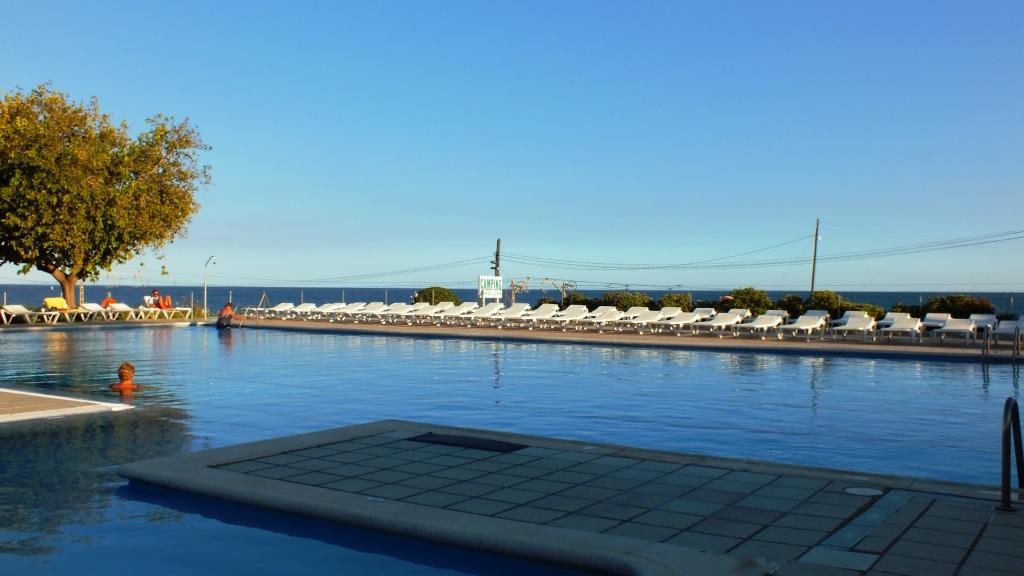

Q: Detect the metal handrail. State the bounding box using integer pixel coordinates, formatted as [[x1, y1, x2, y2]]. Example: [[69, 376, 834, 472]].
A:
[[1014, 326, 1021, 364], [997, 397, 1024, 511]]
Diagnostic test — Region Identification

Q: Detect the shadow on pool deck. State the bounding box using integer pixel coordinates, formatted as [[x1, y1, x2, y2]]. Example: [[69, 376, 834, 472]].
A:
[[119, 420, 1024, 576]]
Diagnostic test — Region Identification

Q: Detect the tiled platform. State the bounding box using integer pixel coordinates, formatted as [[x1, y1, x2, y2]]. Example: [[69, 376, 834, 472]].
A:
[[119, 420, 1024, 576], [0, 388, 132, 423]]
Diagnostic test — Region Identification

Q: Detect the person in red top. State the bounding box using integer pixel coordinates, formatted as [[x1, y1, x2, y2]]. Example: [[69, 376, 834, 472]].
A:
[[149, 289, 173, 309]]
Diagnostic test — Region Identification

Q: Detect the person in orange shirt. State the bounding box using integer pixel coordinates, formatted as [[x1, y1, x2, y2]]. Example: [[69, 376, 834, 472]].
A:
[[149, 289, 172, 309], [109, 361, 141, 397]]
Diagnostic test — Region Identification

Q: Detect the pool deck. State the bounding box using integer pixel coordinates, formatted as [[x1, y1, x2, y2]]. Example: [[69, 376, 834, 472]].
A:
[[0, 388, 132, 423], [238, 318, 1013, 363], [120, 420, 1024, 576]]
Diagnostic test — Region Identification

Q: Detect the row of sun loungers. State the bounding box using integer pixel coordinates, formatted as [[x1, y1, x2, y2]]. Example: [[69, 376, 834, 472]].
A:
[[1, 301, 192, 325], [236, 301, 1020, 346]]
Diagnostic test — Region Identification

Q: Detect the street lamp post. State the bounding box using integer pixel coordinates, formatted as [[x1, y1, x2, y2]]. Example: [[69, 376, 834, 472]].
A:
[[203, 256, 216, 319]]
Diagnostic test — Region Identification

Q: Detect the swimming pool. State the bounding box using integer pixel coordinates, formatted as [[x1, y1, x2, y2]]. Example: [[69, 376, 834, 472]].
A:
[[0, 326, 1018, 574]]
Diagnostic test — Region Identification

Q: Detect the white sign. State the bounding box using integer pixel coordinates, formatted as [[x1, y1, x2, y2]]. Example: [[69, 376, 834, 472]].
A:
[[478, 276, 503, 299]]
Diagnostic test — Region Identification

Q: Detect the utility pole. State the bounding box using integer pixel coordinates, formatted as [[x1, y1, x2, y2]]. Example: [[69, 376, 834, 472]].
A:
[[809, 218, 820, 299], [491, 238, 501, 277]]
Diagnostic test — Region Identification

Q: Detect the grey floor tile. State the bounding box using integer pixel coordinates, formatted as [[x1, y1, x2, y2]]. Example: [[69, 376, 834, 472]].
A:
[[686, 488, 745, 505], [322, 477, 383, 493], [631, 460, 682, 473], [657, 473, 713, 489], [287, 458, 342, 472], [453, 448, 503, 460], [516, 446, 561, 457], [286, 471, 343, 486], [542, 470, 597, 484], [461, 460, 512, 473], [793, 502, 860, 519], [774, 513, 846, 532], [362, 484, 424, 500], [324, 451, 374, 464], [632, 482, 694, 499], [360, 469, 417, 484], [713, 506, 782, 525], [431, 467, 489, 481], [722, 471, 778, 485], [983, 524, 1024, 541], [403, 491, 469, 507], [603, 522, 678, 542], [854, 534, 899, 554], [256, 454, 306, 465], [288, 447, 338, 458], [736, 495, 800, 513], [398, 475, 458, 491], [731, 540, 807, 562], [438, 481, 499, 498], [512, 478, 573, 494], [887, 540, 966, 564], [691, 518, 764, 539], [974, 535, 1024, 559], [607, 491, 673, 509], [701, 479, 762, 495], [632, 509, 702, 530], [548, 450, 599, 463], [501, 465, 552, 479], [392, 461, 446, 475], [525, 457, 578, 471], [809, 491, 872, 508], [754, 526, 827, 547], [800, 547, 878, 571], [775, 562, 860, 576], [322, 463, 377, 477], [585, 476, 646, 491], [547, 513, 621, 533], [581, 501, 647, 521], [680, 465, 730, 478], [532, 494, 596, 513], [666, 530, 741, 552], [447, 498, 517, 516], [424, 455, 475, 467], [559, 485, 619, 501], [958, 566, 1024, 576], [871, 553, 956, 576], [756, 485, 818, 501], [219, 460, 272, 473], [901, 526, 977, 548], [963, 550, 1024, 574], [250, 466, 305, 480], [567, 462, 619, 476], [470, 472, 526, 487], [352, 446, 403, 457], [606, 467, 664, 482], [484, 487, 546, 505], [913, 515, 985, 536], [497, 505, 567, 524], [488, 453, 539, 465], [660, 498, 724, 516], [771, 477, 830, 491], [589, 455, 639, 467]]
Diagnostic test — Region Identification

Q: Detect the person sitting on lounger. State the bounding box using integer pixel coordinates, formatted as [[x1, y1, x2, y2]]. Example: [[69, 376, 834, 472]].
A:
[[110, 361, 140, 396], [216, 302, 244, 329], [148, 290, 172, 309]]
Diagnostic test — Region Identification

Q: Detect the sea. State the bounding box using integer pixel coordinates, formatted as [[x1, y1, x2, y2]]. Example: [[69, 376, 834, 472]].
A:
[[2, 284, 1021, 315]]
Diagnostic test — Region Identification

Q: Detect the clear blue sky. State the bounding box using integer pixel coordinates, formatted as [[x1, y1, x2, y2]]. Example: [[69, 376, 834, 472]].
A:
[[3, 1, 1022, 292]]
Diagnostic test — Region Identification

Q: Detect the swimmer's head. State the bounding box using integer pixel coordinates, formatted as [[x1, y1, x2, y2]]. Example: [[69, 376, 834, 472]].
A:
[[118, 361, 135, 381]]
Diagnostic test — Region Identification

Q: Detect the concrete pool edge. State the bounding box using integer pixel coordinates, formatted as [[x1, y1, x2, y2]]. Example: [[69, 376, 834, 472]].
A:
[[0, 388, 132, 423], [118, 420, 1015, 576]]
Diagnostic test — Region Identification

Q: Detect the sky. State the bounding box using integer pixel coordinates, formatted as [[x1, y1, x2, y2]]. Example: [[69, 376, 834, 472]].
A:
[[2, 0, 1022, 292]]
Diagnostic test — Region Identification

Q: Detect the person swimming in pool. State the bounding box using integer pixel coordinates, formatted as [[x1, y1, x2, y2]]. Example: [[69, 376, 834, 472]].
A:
[[110, 361, 140, 397], [216, 302, 244, 329]]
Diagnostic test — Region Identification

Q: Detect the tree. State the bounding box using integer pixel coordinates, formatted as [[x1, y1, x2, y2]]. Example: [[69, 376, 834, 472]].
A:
[[413, 286, 461, 305], [599, 291, 653, 311], [0, 84, 209, 306], [725, 287, 773, 315], [657, 292, 693, 312]]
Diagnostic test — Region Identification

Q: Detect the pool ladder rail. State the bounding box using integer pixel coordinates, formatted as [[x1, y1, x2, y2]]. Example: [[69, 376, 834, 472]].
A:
[[980, 325, 1022, 363], [998, 396, 1024, 512]]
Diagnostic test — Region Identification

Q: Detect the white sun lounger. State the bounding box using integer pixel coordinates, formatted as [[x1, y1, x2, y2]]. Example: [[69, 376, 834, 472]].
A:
[[326, 302, 366, 322], [370, 302, 411, 322], [727, 308, 752, 320], [584, 306, 617, 318], [968, 314, 998, 334], [880, 317, 923, 342], [993, 320, 1024, 345], [283, 302, 318, 319], [80, 302, 111, 321], [458, 302, 505, 326], [106, 302, 139, 321], [930, 318, 976, 345], [537, 305, 590, 331], [922, 313, 951, 330], [764, 309, 790, 322], [308, 302, 345, 320], [652, 311, 701, 335], [875, 312, 910, 329], [2, 304, 59, 325], [408, 302, 454, 324], [618, 306, 650, 322], [432, 302, 480, 324], [510, 303, 561, 329], [832, 316, 877, 341], [350, 302, 389, 322], [777, 314, 827, 340], [828, 310, 869, 328], [486, 303, 531, 327], [692, 308, 717, 321], [382, 302, 430, 323], [615, 309, 666, 334], [693, 312, 744, 335], [577, 309, 624, 332], [245, 302, 295, 319], [733, 314, 784, 339]]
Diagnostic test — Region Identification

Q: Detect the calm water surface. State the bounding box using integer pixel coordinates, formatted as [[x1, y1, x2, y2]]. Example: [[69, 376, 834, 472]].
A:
[[0, 326, 1019, 574]]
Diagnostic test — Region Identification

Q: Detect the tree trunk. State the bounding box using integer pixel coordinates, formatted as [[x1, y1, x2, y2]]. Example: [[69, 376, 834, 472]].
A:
[[38, 264, 78, 307]]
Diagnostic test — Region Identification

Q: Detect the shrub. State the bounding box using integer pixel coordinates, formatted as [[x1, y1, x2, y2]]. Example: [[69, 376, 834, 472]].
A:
[[807, 290, 843, 316], [413, 286, 461, 306], [563, 292, 597, 310], [725, 287, 772, 315], [842, 302, 886, 319], [657, 293, 693, 312], [922, 294, 995, 317], [599, 291, 654, 311], [774, 294, 806, 318]]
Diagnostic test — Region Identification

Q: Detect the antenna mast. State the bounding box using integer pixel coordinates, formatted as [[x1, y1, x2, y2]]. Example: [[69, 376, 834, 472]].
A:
[[809, 218, 820, 298]]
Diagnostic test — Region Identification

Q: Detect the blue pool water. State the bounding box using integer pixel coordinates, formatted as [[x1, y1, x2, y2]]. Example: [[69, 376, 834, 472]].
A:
[[0, 326, 1019, 574]]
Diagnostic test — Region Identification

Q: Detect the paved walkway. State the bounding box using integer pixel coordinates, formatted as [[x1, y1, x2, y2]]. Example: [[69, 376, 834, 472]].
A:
[[0, 388, 132, 423], [119, 420, 1024, 576]]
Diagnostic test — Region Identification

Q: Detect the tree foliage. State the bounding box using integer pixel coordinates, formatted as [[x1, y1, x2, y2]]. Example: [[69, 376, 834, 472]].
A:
[[414, 286, 461, 305], [0, 84, 209, 305], [773, 294, 806, 318], [657, 293, 693, 312], [599, 291, 654, 311], [725, 287, 773, 315]]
